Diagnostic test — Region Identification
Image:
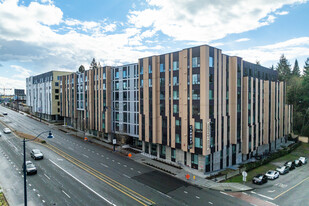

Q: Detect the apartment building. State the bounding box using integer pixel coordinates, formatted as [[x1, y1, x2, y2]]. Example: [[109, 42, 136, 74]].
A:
[[112, 64, 140, 145], [139, 45, 292, 172], [60, 59, 113, 140], [26, 71, 72, 121]]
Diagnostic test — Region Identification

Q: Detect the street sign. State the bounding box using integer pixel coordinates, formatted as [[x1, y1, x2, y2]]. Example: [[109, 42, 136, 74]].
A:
[[113, 139, 116, 145], [242, 171, 247, 182]]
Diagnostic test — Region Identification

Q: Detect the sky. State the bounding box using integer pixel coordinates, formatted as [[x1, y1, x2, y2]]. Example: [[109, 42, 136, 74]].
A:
[[0, 0, 309, 94]]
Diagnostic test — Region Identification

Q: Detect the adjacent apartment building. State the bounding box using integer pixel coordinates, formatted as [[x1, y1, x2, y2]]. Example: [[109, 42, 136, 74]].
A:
[[138, 45, 292, 172], [26, 71, 72, 121], [60, 59, 139, 145]]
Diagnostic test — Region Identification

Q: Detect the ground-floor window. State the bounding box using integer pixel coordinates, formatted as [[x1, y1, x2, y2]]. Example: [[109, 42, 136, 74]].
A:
[[171, 148, 176, 162], [191, 154, 198, 169], [160, 145, 166, 159], [151, 144, 157, 156]]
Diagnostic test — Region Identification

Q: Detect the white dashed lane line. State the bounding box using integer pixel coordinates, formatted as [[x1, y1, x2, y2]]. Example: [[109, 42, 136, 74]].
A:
[[100, 163, 109, 168], [44, 174, 51, 180], [123, 174, 131, 179], [209, 202, 213, 205], [82, 154, 89, 158], [184, 191, 188, 194], [196, 196, 200, 199], [62, 190, 71, 198]]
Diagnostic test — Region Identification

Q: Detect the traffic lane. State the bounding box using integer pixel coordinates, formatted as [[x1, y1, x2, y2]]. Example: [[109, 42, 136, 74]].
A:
[[248, 163, 309, 200], [0, 148, 41, 206], [0, 127, 117, 206], [168, 185, 250, 206], [33, 142, 141, 206], [274, 175, 309, 206]]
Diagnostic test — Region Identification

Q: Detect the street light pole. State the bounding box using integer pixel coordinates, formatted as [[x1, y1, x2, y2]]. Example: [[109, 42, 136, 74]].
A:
[[23, 131, 54, 206]]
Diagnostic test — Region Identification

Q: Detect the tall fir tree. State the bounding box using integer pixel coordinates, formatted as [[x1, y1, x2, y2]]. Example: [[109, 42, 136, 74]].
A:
[[304, 57, 309, 76], [292, 59, 300, 77], [276, 54, 291, 82]]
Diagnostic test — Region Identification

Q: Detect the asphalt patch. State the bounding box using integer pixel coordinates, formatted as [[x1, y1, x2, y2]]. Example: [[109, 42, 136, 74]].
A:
[[132, 170, 190, 193]]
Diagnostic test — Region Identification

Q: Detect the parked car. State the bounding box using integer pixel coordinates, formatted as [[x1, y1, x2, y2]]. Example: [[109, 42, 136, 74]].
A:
[[265, 170, 279, 180], [3, 112, 7, 115], [0, 132, 2, 137], [24, 161, 37, 175], [284, 161, 296, 170], [252, 174, 268, 185], [294, 159, 302, 167], [30, 149, 44, 160], [3, 128, 11, 134], [299, 157, 307, 164], [276, 166, 289, 175]]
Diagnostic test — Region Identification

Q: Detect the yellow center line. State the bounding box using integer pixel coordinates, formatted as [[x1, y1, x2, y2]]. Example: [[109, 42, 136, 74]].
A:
[[45, 143, 155, 204], [43, 143, 156, 205], [274, 176, 309, 199]]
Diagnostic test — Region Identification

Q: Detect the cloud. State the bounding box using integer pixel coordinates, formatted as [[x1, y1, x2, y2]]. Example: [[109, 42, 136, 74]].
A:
[[128, 0, 307, 42], [11, 65, 32, 79], [0, 76, 26, 93], [276, 11, 289, 15], [235, 38, 250, 42], [0, 0, 156, 76], [226, 37, 309, 68]]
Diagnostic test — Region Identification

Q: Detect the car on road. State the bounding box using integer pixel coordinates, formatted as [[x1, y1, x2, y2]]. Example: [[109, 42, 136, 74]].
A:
[[3, 112, 7, 115], [3, 128, 11, 134], [299, 157, 307, 165], [252, 174, 268, 185], [276, 166, 289, 175], [294, 159, 302, 167], [24, 161, 37, 175], [0, 132, 1, 137], [265, 170, 279, 180], [284, 161, 296, 170], [30, 149, 44, 160]]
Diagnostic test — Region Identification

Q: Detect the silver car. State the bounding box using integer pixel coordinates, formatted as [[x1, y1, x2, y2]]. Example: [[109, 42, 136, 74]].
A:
[[24, 161, 37, 175], [265, 170, 279, 180], [30, 149, 44, 160], [3, 128, 11, 134]]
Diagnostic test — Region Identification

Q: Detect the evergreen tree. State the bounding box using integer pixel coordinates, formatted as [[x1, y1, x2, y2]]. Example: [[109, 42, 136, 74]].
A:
[[276, 54, 291, 81], [304, 57, 309, 76], [292, 59, 300, 77]]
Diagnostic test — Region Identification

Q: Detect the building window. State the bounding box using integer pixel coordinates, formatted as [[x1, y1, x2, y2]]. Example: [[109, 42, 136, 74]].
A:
[[176, 134, 181, 144], [103, 72, 106, 79], [192, 57, 200, 68], [209, 90, 213, 100], [55, 95, 59, 100], [149, 65, 152, 74], [195, 137, 202, 148], [192, 74, 200, 84], [140, 66, 143, 75], [140, 79, 143, 88], [123, 70, 127, 78], [191, 154, 198, 165], [160, 77, 165, 87], [55, 82, 59, 86], [195, 122, 202, 130], [55, 89, 59, 93], [209, 56, 214, 67], [209, 74, 213, 83], [115, 82, 119, 90], [115, 71, 119, 79], [176, 119, 181, 127], [173, 76, 179, 86], [173, 61, 179, 71], [171, 148, 176, 162], [160, 91, 165, 100], [173, 105, 178, 114], [149, 79, 152, 87], [123, 81, 127, 90], [192, 105, 199, 116], [192, 89, 200, 100], [160, 63, 165, 72], [173, 90, 179, 100]]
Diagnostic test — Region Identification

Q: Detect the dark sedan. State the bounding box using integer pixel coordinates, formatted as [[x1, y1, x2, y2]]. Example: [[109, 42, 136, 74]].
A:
[[252, 174, 268, 185]]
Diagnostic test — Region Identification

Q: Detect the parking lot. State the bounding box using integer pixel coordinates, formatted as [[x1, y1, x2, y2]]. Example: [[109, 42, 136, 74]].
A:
[[248, 159, 309, 204]]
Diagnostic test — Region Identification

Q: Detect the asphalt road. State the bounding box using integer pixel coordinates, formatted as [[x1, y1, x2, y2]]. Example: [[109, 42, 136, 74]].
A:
[[0, 105, 250, 206]]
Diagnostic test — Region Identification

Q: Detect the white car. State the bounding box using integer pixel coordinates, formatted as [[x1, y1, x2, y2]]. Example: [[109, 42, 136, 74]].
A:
[[276, 166, 289, 175], [0, 132, 2, 137], [299, 157, 307, 164], [265, 170, 279, 180], [3, 128, 11, 134]]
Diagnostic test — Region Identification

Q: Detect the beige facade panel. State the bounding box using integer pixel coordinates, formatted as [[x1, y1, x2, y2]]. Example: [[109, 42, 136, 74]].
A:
[[270, 81, 276, 142], [279, 82, 284, 138], [263, 80, 269, 144], [229, 57, 238, 144], [242, 77, 249, 154]]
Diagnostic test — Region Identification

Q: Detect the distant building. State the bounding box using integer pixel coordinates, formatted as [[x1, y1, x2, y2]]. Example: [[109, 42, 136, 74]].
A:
[[26, 71, 72, 121], [14, 89, 26, 101]]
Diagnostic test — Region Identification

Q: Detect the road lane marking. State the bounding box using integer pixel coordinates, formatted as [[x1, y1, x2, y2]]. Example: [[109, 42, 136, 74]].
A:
[[220, 191, 234, 198], [45, 144, 155, 206], [42, 200, 45, 203], [196, 196, 200, 199], [62, 190, 71, 198], [37, 194, 40, 197], [250, 191, 274, 200], [123, 174, 131, 179], [100, 163, 109, 168], [184, 191, 188, 194], [50, 159, 116, 205], [209, 202, 213, 205], [44, 174, 50, 180], [82, 154, 89, 158], [117, 162, 120, 165], [29, 184, 32, 186], [123, 165, 127, 167], [138, 171, 141, 174], [130, 168, 133, 170], [274, 176, 309, 199]]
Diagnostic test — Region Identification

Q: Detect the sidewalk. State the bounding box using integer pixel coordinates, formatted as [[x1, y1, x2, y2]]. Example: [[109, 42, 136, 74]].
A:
[[56, 125, 252, 192]]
